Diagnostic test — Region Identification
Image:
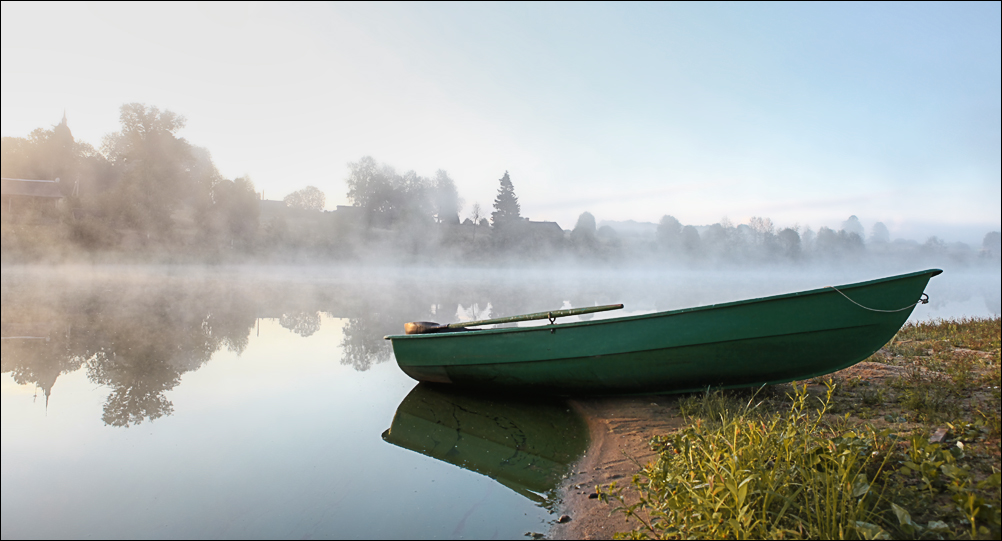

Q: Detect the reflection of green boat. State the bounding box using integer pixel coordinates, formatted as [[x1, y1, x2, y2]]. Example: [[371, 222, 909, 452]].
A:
[[386, 270, 941, 395], [382, 384, 588, 505]]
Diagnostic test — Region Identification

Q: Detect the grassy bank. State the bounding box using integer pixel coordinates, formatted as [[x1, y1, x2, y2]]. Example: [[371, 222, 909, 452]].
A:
[[599, 317, 1001, 540]]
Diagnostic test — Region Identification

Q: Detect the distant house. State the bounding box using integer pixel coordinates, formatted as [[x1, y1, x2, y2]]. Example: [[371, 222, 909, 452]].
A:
[[332, 205, 394, 229], [258, 199, 287, 217], [525, 220, 565, 243], [528, 220, 563, 232], [1, 177, 64, 200], [334, 205, 366, 221], [1, 178, 65, 222]]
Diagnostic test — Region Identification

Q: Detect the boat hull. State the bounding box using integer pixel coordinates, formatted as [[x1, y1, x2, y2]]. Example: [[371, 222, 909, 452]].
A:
[[386, 269, 942, 395]]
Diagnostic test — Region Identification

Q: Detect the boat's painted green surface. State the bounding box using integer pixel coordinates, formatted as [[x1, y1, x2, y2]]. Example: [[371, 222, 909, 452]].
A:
[[381, 384, 588, 504], [385, 269, 942, 395]]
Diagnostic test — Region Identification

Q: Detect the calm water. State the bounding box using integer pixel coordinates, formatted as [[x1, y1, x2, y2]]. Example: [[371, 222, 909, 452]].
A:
[[2, 264, 998, 539]]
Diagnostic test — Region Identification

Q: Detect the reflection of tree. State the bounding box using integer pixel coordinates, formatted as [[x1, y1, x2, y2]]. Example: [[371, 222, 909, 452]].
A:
[[279, 311, 322, 338], [339, 317, 392, 371], [74, 292, 253, 427], [88, 352, 180, 427], [2, 278, 256, 427]]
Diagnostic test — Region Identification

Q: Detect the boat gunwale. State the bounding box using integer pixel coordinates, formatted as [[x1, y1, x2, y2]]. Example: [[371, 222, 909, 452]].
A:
[[384, 268, 942, 341]]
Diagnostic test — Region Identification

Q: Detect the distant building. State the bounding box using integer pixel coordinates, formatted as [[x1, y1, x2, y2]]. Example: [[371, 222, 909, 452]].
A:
[[334, 205, 366, 220], [526, 220, 565, 242], [1, 178, 65, 222], [332, 205, 393, 229], [258, 198, 287, 217]]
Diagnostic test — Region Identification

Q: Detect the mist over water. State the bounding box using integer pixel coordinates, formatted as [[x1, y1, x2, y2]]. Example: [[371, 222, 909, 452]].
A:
[[0, 261, 997, 538]]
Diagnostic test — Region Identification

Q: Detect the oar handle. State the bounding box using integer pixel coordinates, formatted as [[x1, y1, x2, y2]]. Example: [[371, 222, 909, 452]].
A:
[[447, 304, 624, 329]]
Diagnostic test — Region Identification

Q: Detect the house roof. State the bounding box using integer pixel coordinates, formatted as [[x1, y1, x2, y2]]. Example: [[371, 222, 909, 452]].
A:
[[1, 178, 64, 198], [529, 220, 563, 230]]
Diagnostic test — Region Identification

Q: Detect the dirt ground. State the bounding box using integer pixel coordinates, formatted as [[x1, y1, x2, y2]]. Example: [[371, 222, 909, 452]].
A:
[[546, 362, 913, 540], [548, 395, 686, 540]]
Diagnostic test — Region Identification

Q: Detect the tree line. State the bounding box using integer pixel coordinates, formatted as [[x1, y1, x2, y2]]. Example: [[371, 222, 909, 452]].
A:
[[2, 104, 260, 253], [2, 104, 998, 266]]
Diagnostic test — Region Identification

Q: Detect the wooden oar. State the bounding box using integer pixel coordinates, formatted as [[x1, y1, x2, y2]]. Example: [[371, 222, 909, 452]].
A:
[[403, 304, 624, 335]]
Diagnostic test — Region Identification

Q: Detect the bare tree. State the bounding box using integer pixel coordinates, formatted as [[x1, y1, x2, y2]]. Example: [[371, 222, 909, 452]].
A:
[[469, 202, 482, 241]]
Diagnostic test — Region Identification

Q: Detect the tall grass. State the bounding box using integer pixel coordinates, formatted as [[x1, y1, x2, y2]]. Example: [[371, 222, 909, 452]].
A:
[[601, 383, 902, 539]]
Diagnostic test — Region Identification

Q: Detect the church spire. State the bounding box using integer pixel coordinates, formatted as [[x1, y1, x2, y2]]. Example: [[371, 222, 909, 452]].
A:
[[53, 109, 73, 148]]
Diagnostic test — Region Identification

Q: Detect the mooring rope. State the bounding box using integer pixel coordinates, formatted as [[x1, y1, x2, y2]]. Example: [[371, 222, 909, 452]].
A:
[[825, 286, 929, 313]]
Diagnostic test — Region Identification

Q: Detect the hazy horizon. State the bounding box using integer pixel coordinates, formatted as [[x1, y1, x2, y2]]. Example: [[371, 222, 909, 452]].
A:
[[2, 2, 999, 242]]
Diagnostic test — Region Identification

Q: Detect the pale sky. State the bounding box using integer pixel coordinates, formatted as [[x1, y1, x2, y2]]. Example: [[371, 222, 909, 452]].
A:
[[2, 2, 999, 244]]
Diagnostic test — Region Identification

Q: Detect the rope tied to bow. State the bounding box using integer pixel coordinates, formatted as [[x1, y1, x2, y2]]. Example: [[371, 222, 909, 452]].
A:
[[826, 286, 929, 313]]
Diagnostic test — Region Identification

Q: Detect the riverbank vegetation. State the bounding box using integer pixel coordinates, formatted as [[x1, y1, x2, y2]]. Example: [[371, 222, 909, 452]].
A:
[[599, 317, 1001, 540]]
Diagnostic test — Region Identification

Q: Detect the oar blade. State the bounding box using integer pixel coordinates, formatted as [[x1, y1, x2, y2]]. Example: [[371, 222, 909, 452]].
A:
[[405, 321, 444, 335]]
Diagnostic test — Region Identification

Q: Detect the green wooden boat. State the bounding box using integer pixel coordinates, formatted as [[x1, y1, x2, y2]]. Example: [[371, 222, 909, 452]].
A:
[[385, 269, 942, 395]]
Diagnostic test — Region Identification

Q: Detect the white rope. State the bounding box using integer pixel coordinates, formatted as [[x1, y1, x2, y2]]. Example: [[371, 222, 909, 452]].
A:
[[825, 286, 928, 313]]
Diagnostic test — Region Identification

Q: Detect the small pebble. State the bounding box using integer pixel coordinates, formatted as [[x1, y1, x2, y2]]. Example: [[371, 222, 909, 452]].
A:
[[588, 493, 599, 499], [557, 515, 572, 524]]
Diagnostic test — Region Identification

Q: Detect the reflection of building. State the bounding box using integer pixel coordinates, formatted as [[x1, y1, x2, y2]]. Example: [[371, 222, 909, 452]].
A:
[[0, 323, 62, 410]]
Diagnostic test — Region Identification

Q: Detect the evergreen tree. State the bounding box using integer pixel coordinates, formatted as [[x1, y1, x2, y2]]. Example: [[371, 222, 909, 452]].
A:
[[490, 171, 520, 227]]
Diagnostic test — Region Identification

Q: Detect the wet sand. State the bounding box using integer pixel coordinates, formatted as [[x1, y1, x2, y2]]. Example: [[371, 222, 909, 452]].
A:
[[549, 396, 686, 540]]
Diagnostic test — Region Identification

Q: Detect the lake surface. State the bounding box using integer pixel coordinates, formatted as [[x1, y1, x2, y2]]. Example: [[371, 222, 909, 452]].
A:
[[2, 264, 998, 539]]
